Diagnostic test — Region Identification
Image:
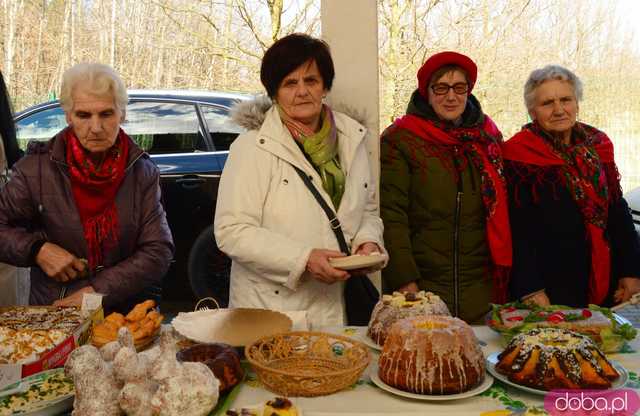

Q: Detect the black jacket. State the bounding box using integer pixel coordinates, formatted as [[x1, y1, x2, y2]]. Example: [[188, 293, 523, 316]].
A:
[[506, 161, 640, 306]]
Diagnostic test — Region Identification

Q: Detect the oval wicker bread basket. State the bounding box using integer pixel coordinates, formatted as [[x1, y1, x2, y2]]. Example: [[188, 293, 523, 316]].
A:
[[245, 331, 371, 397]]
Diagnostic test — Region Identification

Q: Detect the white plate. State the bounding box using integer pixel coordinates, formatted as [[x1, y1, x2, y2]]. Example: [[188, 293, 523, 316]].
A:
[[370, 364, 494, 400], [353, 327, 382, 351], [328, 254, 385, 271], [486, 352, 628, 396]]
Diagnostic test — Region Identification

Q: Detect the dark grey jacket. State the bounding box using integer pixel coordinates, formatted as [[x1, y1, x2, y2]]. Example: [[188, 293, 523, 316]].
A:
[[0, 128, 174, 310]]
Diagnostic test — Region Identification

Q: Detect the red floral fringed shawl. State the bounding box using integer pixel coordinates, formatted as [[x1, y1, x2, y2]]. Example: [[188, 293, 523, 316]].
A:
[[392, 114, 513, 303], [502, 122, 622, 304], [65, 128, 129, 270]]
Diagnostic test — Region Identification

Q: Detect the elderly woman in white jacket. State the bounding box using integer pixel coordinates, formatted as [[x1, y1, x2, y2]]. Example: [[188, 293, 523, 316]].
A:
[[214, 34, 385, 328]]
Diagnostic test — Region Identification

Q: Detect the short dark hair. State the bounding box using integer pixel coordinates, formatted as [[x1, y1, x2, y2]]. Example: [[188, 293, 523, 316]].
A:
[[429, 65, 470, 86], [260, 33, 335, 98]]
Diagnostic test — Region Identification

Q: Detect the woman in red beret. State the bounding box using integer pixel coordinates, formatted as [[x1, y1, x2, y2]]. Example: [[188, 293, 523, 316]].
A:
[[379, 51, 511, 323]]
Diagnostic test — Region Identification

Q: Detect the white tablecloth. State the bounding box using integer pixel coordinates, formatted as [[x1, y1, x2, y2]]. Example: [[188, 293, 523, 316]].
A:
[[226, 326, 640, 416]]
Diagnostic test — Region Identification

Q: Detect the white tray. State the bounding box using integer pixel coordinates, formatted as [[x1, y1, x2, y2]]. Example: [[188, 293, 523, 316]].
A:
[[171, 308, 292, 347], [0, 369, 74, 416]]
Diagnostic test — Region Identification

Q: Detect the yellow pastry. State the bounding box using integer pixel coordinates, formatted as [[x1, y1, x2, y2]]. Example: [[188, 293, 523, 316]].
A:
[[263, 397, 297, 416]]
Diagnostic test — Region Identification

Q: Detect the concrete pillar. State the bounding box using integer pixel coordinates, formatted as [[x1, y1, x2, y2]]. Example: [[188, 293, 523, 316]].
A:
[[321, 1, 379, 171], [321, 1, 382, 291]]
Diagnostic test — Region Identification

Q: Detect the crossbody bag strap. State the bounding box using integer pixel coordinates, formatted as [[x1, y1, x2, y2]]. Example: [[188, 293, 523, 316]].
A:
[[292, 165, 350, 255]]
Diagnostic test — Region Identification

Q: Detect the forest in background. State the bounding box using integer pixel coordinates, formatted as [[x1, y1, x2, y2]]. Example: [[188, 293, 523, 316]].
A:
[[2, 0, 639, 191]]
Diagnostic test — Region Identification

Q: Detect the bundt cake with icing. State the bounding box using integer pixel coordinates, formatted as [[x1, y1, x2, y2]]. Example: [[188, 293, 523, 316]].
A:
[[367, 291, 450, 346], [495, 328, 619, 390], [378, 315, 484, 394]]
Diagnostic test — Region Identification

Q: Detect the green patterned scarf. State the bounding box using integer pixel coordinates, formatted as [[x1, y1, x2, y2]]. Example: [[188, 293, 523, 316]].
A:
[[277, 104, 345, 209]]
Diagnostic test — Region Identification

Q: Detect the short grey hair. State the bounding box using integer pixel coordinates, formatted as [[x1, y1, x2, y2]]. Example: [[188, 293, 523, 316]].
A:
[[59, 63, 128, 112], [523, 65, 583, 112]]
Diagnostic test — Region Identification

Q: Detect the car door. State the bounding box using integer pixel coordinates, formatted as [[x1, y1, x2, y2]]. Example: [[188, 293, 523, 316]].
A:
[[184, 103, 245, 305], [123, 99, 217, 303]]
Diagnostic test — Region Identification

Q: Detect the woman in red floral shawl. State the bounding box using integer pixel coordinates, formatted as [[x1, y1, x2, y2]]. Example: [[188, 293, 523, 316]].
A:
[[380, 52, 512, 323], [503, 65, 640, 307], [0, 63, 173, 311]]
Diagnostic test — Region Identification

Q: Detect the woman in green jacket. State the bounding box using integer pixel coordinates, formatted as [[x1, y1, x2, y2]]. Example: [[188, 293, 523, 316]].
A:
[[380, 51, 511, 323]]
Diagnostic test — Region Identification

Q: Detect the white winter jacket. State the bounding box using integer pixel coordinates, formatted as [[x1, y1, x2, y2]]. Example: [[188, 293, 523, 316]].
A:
[[214, 103, 384, 328]]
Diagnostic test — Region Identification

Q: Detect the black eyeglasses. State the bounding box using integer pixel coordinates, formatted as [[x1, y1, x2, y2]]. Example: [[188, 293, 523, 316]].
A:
[[430, 82, 469, 96]]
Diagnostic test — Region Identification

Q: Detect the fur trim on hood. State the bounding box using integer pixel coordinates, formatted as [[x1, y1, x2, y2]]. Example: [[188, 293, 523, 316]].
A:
[[230, 95, 272, 131], [231, 95, 369, 131]]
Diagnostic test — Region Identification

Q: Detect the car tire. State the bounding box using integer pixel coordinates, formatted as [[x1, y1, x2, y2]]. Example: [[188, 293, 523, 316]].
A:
[[187, 225, 231, 307]]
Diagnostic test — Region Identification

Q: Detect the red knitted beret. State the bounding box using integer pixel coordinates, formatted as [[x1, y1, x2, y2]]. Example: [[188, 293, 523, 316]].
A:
[[417, 51, 478, 98]]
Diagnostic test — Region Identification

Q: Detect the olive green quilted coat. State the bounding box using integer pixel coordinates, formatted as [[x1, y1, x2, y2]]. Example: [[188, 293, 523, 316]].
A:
[[380, 92, 493, 324]]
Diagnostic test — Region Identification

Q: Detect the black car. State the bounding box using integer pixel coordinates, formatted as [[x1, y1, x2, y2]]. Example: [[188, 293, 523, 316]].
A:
[[14, 90, 251, 307]]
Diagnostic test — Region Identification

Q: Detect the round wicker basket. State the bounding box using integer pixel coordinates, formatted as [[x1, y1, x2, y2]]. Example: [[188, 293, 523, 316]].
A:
[[245, 331, 371, 397]]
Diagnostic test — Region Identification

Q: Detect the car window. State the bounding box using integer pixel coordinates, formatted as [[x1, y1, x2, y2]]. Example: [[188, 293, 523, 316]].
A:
[[123, 101, 205, 154], [15, 107, 66, 150], [16, 101, 206, 155], [201, 104, 244, 151]]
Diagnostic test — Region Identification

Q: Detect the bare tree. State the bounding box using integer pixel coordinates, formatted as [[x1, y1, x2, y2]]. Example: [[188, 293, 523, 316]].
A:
[[0, 0, 638, 189], [2, 0, 23, 95]]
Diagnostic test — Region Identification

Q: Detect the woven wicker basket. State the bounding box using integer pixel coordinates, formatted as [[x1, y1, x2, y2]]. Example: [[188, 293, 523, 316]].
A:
[[245, 331, 370, 397]]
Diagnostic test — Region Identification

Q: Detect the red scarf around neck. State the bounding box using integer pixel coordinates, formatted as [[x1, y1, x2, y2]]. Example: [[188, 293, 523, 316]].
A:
[[393, 114, 513, 303], [65, 128, 129, 270], [502, 122, 620, 304]]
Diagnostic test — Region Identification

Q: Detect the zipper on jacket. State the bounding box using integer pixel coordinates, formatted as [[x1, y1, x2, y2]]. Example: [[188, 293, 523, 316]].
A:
[[453, 191, 462, 317], [452, 147, 463, 317], [124, 152, 145, 172]]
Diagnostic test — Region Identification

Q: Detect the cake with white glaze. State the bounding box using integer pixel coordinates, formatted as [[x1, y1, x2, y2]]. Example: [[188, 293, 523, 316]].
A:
[[378, 315, 484, 394], [367, 291, 450, 346]]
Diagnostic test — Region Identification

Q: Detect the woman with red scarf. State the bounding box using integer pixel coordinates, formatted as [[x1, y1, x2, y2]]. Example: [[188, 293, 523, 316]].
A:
[[503, 65, 640, 307], [380, 52, 512, 323], [0, 63, 174, 311]]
